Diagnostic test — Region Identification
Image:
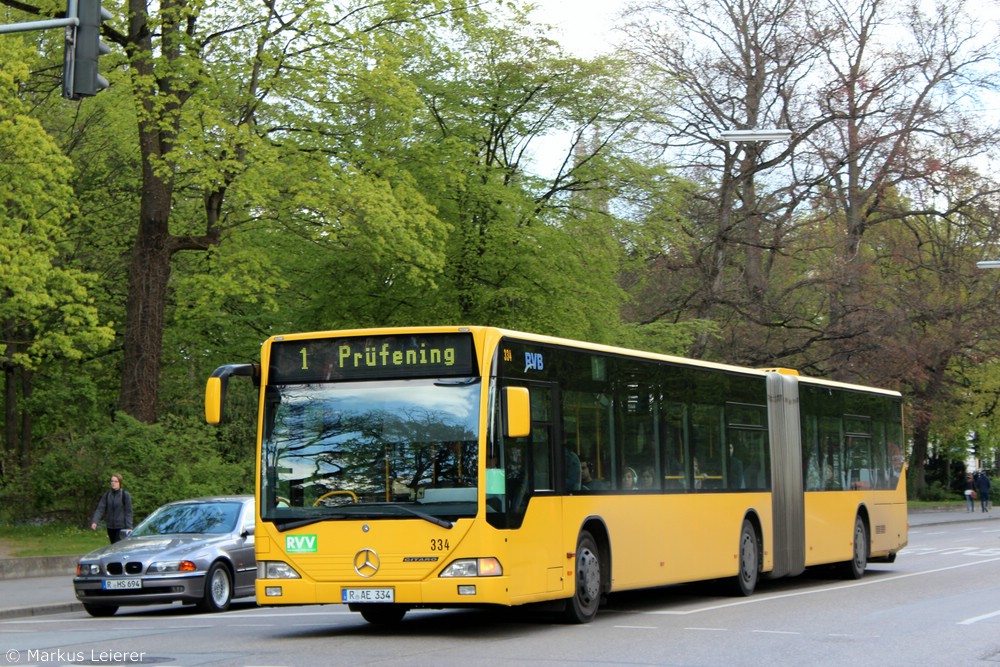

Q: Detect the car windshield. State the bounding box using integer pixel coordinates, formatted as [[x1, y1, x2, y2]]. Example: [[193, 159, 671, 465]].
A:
[[260, 378, 481, 525], [132, 501, 243, 536]]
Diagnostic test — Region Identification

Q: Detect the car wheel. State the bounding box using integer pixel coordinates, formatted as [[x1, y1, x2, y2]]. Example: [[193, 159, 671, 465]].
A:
[[197, 562, 232, 613], [83, 603, 118, 617]]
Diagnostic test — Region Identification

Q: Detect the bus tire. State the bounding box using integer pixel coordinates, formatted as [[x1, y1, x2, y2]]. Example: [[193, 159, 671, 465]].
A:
[[359, 604, 407, 625], [731, 518, 759, 596], [563, 530, 601, 624], [839, 514, 868, 580]]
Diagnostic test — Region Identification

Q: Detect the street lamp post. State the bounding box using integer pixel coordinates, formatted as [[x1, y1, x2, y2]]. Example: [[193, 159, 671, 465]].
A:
[[717, 129, 793, 143]]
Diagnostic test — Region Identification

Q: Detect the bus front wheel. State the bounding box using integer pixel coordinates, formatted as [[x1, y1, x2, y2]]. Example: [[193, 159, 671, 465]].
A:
[[358, 604, 407, 625], [563, 530, 601, 623]]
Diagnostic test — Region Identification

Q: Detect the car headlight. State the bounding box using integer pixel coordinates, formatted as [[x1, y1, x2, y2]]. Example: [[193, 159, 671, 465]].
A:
[[439, 558, 502, 577], [77, 563, 101, 576], [148, 560, 197, 573], [259, 561, 301, 579]]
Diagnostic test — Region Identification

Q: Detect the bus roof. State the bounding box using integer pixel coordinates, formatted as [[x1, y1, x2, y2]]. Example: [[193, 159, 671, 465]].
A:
[[267, 325, 902, 398]]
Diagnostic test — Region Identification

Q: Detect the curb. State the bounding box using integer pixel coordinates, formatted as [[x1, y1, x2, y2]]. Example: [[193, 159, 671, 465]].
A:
[[0, 555, 78, 580], [0, 602, 83, 620]]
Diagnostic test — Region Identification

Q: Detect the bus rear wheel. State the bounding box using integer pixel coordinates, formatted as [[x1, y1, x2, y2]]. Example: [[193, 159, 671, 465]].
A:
[[839, 515, 868, 580], [731, 518, 759, 596], [563, 530, 601, 624]]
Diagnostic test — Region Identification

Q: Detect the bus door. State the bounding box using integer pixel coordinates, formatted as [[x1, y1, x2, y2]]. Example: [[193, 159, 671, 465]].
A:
[[501, 380, 567, 600]]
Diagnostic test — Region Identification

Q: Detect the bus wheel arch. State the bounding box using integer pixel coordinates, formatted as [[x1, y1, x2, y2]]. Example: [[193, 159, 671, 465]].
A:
[[730, 512, 762, 596]]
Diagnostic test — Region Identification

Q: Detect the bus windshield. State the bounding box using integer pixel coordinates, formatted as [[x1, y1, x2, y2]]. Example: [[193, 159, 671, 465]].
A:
[[260, 378, 481, 526]]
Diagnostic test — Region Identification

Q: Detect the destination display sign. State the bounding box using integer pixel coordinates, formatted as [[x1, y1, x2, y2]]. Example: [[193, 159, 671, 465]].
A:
[[268, 332, 477, 383]]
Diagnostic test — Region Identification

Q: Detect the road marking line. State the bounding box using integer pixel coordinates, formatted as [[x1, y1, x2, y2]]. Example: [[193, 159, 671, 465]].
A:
[[958, 609, 1000, 625], [644, 557, 1000, 616]]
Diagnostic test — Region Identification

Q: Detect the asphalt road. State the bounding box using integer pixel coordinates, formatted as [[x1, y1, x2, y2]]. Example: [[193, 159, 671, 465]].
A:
[[0, 507, 996, 666]]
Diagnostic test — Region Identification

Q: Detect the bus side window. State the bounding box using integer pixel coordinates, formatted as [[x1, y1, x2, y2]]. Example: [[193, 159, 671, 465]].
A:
[[532, 428, 554, 492], [506, 443, 529, 515], [529, 387, 555, 493]]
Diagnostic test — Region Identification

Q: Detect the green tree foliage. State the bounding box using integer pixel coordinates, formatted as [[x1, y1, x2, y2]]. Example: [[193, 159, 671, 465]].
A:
[[0, 36, 115, 472], [261, 6, 670, 345], [12, 413, 251, 524], [962, 360, 1000, 473]]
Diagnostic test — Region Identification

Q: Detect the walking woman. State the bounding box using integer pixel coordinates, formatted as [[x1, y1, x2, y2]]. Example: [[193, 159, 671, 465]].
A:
[[90, 473, 134, 543]]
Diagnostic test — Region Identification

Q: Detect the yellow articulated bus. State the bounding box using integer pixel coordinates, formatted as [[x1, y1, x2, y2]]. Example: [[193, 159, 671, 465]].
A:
[[205, 326, 907, 624]]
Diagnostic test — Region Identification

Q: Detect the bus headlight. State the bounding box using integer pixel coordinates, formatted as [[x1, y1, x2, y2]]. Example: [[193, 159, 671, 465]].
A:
[[439, 557, 502, 577], [259, 561, 301, 579]]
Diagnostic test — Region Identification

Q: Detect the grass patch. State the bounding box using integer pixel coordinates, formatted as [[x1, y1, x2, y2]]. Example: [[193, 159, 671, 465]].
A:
[[0, 523, 108, 558], [907, 499, 965, 510]]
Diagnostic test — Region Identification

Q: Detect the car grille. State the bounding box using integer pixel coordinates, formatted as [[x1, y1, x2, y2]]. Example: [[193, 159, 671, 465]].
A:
[[105, 562, 144, 575]]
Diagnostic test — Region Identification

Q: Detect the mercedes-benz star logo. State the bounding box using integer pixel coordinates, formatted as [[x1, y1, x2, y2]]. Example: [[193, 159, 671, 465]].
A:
[[353, 548, 380, 578]]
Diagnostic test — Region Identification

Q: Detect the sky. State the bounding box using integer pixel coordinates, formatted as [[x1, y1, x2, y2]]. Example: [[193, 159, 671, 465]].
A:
[[528, 0, 630, 57], [514, 0, 634, 177]]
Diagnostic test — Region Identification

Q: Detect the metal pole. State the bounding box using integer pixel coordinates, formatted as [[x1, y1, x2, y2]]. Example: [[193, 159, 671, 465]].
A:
[[0, 17, 76, 34]]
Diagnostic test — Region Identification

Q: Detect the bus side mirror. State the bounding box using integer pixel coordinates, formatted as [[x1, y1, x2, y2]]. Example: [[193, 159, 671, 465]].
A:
[[205, 376, 224, 425], [205, 363, 258, 425], [503, 386, 531, 438]]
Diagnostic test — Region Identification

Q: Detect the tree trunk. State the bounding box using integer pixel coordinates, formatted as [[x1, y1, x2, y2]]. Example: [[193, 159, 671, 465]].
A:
[[117, 229, 173, 423], [2, 336, 16, 473], [909, 413, 930, 498], [19, 368, 31, 468]]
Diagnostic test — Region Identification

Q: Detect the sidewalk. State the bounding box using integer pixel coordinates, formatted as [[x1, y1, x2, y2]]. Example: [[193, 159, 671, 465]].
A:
[[0, 507, 994, 620]]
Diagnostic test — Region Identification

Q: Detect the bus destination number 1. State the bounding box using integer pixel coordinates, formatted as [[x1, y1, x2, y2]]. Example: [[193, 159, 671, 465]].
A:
[[342, 588, 394, 604]]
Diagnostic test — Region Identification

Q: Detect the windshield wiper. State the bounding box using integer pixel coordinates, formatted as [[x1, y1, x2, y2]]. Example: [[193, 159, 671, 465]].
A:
[[434, 377, 479, 386], [381, 503, 454, 529], [272, 516, 330, 532]]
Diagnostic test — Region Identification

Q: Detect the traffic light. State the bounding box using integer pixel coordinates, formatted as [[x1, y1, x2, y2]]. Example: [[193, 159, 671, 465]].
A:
[[62, 0, 111, 99]]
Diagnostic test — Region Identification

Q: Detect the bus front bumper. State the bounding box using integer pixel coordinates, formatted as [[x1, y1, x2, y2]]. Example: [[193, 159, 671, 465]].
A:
[[256, 576, 513, 608]]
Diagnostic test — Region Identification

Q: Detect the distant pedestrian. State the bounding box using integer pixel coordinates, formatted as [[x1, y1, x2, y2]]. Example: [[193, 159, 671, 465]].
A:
[[975, 472, 991, 513], [90, 473, 133, 543], [963, 473, 975, 512]]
